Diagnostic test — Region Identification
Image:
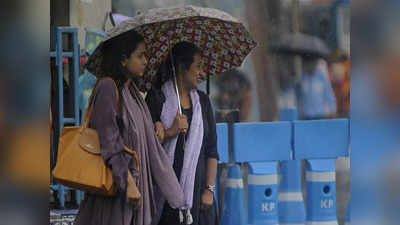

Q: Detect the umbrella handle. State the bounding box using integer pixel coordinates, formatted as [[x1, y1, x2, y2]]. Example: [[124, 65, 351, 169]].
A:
[[169, 44, 182, 114], [174, 75, 182, 114]]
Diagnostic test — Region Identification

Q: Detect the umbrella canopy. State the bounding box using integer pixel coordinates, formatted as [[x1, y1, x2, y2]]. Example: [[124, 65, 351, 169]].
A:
[[86, 5, 256, 82], [272, 32, 330, 58]]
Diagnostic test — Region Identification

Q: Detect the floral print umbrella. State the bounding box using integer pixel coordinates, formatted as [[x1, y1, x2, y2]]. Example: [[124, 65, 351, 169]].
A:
[[86, 5, 257, 89]]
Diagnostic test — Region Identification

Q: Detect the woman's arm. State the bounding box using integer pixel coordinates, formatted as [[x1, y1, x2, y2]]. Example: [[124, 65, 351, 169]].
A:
[[201, 93, 219, 209], [91, 79, 129, 193]]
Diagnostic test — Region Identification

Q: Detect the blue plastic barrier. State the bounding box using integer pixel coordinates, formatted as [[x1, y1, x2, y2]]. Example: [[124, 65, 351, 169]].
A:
[[229, 119, 292, 225], [247, 162, 279, 225], [305, 159, 338, 225], [217, 123, 229, 164], [293, 119, 349, 160], [216, 123, 229, 211], [293, 117, 349, 224], [278, 160, 306, 225], [220, 164, 247, 225], [224, 108, 349, 225], [279, 108, 306, 225], [233, 122, 292, 162]]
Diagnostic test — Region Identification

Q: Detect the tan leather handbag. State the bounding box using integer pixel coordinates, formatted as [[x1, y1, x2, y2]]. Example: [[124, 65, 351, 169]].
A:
[[52, 78, 140, 196]]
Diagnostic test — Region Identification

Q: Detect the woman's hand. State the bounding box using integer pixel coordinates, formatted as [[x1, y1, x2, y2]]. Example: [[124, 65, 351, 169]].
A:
[[154, 121, 165, 143], [166, 111, 188, 138], [200, 189, 214, 210]]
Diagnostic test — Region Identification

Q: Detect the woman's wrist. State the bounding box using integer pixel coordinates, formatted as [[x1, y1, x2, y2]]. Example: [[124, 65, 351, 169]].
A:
[[205, 184, 215, 194], [165, 127, 175, 139], [167, 125, 180, 138]]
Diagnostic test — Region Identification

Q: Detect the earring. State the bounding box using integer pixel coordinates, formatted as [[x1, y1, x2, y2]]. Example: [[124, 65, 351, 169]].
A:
[[121, 55, 127, 67]]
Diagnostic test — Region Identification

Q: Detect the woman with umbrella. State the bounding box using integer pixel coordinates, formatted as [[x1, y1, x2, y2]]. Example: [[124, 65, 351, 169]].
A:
[[145, 41, 219, 225], [74, 30, 185, 225], [131, 5, 255, 225]]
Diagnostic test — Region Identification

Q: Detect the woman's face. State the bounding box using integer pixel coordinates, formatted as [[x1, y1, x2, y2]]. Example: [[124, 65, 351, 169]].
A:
[[182, 53, 205, 90], [123, 41, 147, 77]]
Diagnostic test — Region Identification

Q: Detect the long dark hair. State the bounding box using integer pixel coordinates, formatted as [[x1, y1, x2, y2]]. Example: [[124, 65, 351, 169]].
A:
[[153, 41, 201, 89], [101, 29, 144, 90]]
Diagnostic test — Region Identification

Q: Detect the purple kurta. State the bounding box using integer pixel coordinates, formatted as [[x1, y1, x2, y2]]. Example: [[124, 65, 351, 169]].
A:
[[74, 79, 184, 225]]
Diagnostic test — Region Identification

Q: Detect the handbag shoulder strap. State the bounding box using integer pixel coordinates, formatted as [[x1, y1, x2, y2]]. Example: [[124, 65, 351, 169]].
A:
[[82, 77, 119, 129], [82, 78, 139, 161]]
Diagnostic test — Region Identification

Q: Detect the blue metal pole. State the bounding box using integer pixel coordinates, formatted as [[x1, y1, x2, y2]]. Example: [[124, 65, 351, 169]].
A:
[[56, 27, 66, 209]]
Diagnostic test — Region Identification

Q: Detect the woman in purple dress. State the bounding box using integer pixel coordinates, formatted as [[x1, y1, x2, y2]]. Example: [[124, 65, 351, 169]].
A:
[[74, 30, 184, 225]]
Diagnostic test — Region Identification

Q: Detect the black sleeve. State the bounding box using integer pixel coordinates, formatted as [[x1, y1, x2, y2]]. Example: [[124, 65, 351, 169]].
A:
[[200, 91, 219, 160], [145, 88, 165, 123]]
